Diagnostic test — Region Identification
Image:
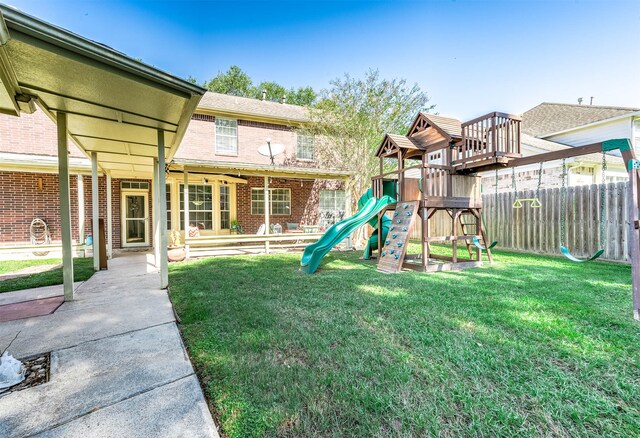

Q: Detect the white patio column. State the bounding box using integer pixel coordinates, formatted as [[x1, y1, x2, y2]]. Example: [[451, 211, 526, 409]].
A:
[[91, 152, 100, 271], [77, 175, 84, 244], [183, 170, 189, 236], [158, 130, 169, 288], [153, 159, 160, 267], [57, 112, 74, 301], [264, 175, 270, 254], [106, 174, 113, 259]]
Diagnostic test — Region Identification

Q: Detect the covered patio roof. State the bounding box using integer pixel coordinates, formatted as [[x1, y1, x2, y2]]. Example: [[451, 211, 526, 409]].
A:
[[0, 5, 206, 296], [0, 5, 205, 178]]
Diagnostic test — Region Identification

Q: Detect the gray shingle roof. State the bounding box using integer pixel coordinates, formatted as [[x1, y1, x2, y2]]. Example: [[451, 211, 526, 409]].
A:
[[420, 113, 462, 138], [387, 133, 426, 150], [522, 102, 640, 138], [198, 92, 310, 123]]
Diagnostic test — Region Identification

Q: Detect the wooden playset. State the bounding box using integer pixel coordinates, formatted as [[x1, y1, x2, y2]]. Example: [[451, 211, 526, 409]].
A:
[[369, 111, 640, 319]]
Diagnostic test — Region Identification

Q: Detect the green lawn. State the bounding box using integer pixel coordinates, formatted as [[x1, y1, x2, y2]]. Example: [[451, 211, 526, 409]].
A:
[[0, 258, 62, 275], [169, 246, 639, 437], [0, 257, 94, 293]]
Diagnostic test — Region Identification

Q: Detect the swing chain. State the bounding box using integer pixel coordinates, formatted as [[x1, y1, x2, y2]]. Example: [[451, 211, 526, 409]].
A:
[[600, 153, 607, 247], [560, 158, 566, 247], [536, 161, 543, 200]]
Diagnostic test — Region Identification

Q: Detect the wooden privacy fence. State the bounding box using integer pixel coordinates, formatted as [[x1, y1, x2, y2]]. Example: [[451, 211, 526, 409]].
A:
[[411, 182, 630, 262]]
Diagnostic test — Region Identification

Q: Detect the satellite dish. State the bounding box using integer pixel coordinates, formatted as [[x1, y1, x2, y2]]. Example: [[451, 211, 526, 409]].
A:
[[258, 141, 285, 165]]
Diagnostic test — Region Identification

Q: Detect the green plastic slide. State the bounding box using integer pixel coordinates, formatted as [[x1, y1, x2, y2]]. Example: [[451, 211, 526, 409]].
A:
[[300, 192, 396, 274], [362, 215, 392, 260]]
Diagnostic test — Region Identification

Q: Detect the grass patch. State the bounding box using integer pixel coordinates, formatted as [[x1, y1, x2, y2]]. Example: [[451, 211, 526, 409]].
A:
[[0, 258, 94, 293], [169, 246, 640, 437], [0, 258, 62, 275]]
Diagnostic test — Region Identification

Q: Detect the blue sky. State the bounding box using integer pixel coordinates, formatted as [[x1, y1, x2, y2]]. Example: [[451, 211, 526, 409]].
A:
[[6, 0, 639, 120]]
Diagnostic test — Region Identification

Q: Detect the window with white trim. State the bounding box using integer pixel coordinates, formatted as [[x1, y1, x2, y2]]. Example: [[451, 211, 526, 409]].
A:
[[215, 118, 238, 154], [220, 185, 230, 229], [319, 190, 346, 228], [179, 184, 213, 230], [297, 133, 314, 160], [251, 188, 291, 215], [165, 184, 172, 230]]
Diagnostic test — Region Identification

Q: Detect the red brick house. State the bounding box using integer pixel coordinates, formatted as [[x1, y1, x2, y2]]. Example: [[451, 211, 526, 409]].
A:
[[0, 91, 351, 256]]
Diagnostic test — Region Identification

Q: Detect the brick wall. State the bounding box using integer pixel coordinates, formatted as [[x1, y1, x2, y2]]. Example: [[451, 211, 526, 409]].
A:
[[0, 171, 153, 249], [0, 171, 80, 244], [236, 177, 345, 234], [0, 110, 84, 157], [176, 116, 320, 167]]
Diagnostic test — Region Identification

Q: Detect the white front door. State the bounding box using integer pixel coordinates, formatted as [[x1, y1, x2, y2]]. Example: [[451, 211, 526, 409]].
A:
[[121, 191, 149, 247]]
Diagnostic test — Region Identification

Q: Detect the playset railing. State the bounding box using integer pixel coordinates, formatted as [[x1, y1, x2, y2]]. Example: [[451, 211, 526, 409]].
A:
[[454, 112, 521, 166], [372, 163, 454, 200]]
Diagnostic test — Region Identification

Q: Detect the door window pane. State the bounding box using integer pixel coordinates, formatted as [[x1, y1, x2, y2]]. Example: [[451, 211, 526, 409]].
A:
[[125, 195, 146, 244]]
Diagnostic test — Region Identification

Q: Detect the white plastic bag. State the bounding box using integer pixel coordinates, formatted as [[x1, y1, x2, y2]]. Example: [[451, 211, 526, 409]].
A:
[[0, 351, 25, 390]]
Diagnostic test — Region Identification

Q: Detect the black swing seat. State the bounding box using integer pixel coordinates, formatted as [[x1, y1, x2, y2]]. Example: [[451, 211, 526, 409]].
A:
[[473, 236, 498, 251], [560, 246, 604, 263]]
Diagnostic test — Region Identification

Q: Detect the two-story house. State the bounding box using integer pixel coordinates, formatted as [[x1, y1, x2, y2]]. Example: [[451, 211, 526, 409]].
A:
[[0, 91, 350, 256]]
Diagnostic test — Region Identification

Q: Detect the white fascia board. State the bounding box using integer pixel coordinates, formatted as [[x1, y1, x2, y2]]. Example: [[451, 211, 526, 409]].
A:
[[540, 112, 640, 138]]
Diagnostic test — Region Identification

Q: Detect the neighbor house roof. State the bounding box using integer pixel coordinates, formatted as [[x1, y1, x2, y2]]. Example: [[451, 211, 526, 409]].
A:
[[522, 102, 640, 138], [521, 133, 623, 166], [197, 92, 310, 124]]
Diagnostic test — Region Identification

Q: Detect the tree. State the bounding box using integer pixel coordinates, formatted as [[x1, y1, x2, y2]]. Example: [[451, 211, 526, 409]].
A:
[[204, 65, 253, 96], [254, 81, 287, 102], [287, 86, 317, 106], [198, 66, 318, 106], [309, 69, 434, 242]]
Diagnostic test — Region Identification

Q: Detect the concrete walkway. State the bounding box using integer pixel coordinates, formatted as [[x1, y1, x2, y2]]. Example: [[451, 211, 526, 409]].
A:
[[0, 253, 219, 437]]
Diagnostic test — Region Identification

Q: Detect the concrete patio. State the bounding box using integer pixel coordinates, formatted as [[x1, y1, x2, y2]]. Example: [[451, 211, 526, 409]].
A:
[[0, 253, 218, 437]]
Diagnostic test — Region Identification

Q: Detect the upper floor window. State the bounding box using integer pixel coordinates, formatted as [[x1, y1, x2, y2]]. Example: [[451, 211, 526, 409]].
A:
[[216, 118, 238, 155], [297, 133, 314, 160]]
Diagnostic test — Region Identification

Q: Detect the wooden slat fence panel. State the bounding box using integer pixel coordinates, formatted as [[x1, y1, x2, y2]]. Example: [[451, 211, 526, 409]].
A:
[[408, 182, 630, 262]]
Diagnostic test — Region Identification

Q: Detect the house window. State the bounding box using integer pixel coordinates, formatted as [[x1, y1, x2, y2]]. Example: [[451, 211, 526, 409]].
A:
[[165, 184, 172, 230], [319, 190, 346, 228], [121, 181, 149, 190], [220, 185, 230, 229], [297, 134, 314, 160], [251, 188, 291, 215], [216, 118, 238, 154], [179, 184, 213, 230]]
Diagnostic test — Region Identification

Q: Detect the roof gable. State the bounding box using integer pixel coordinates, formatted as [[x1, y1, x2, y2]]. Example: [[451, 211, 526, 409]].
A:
[[522, 102, 640, 138], [375, 133, 425, 157], [407, 112, 462, 140]]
